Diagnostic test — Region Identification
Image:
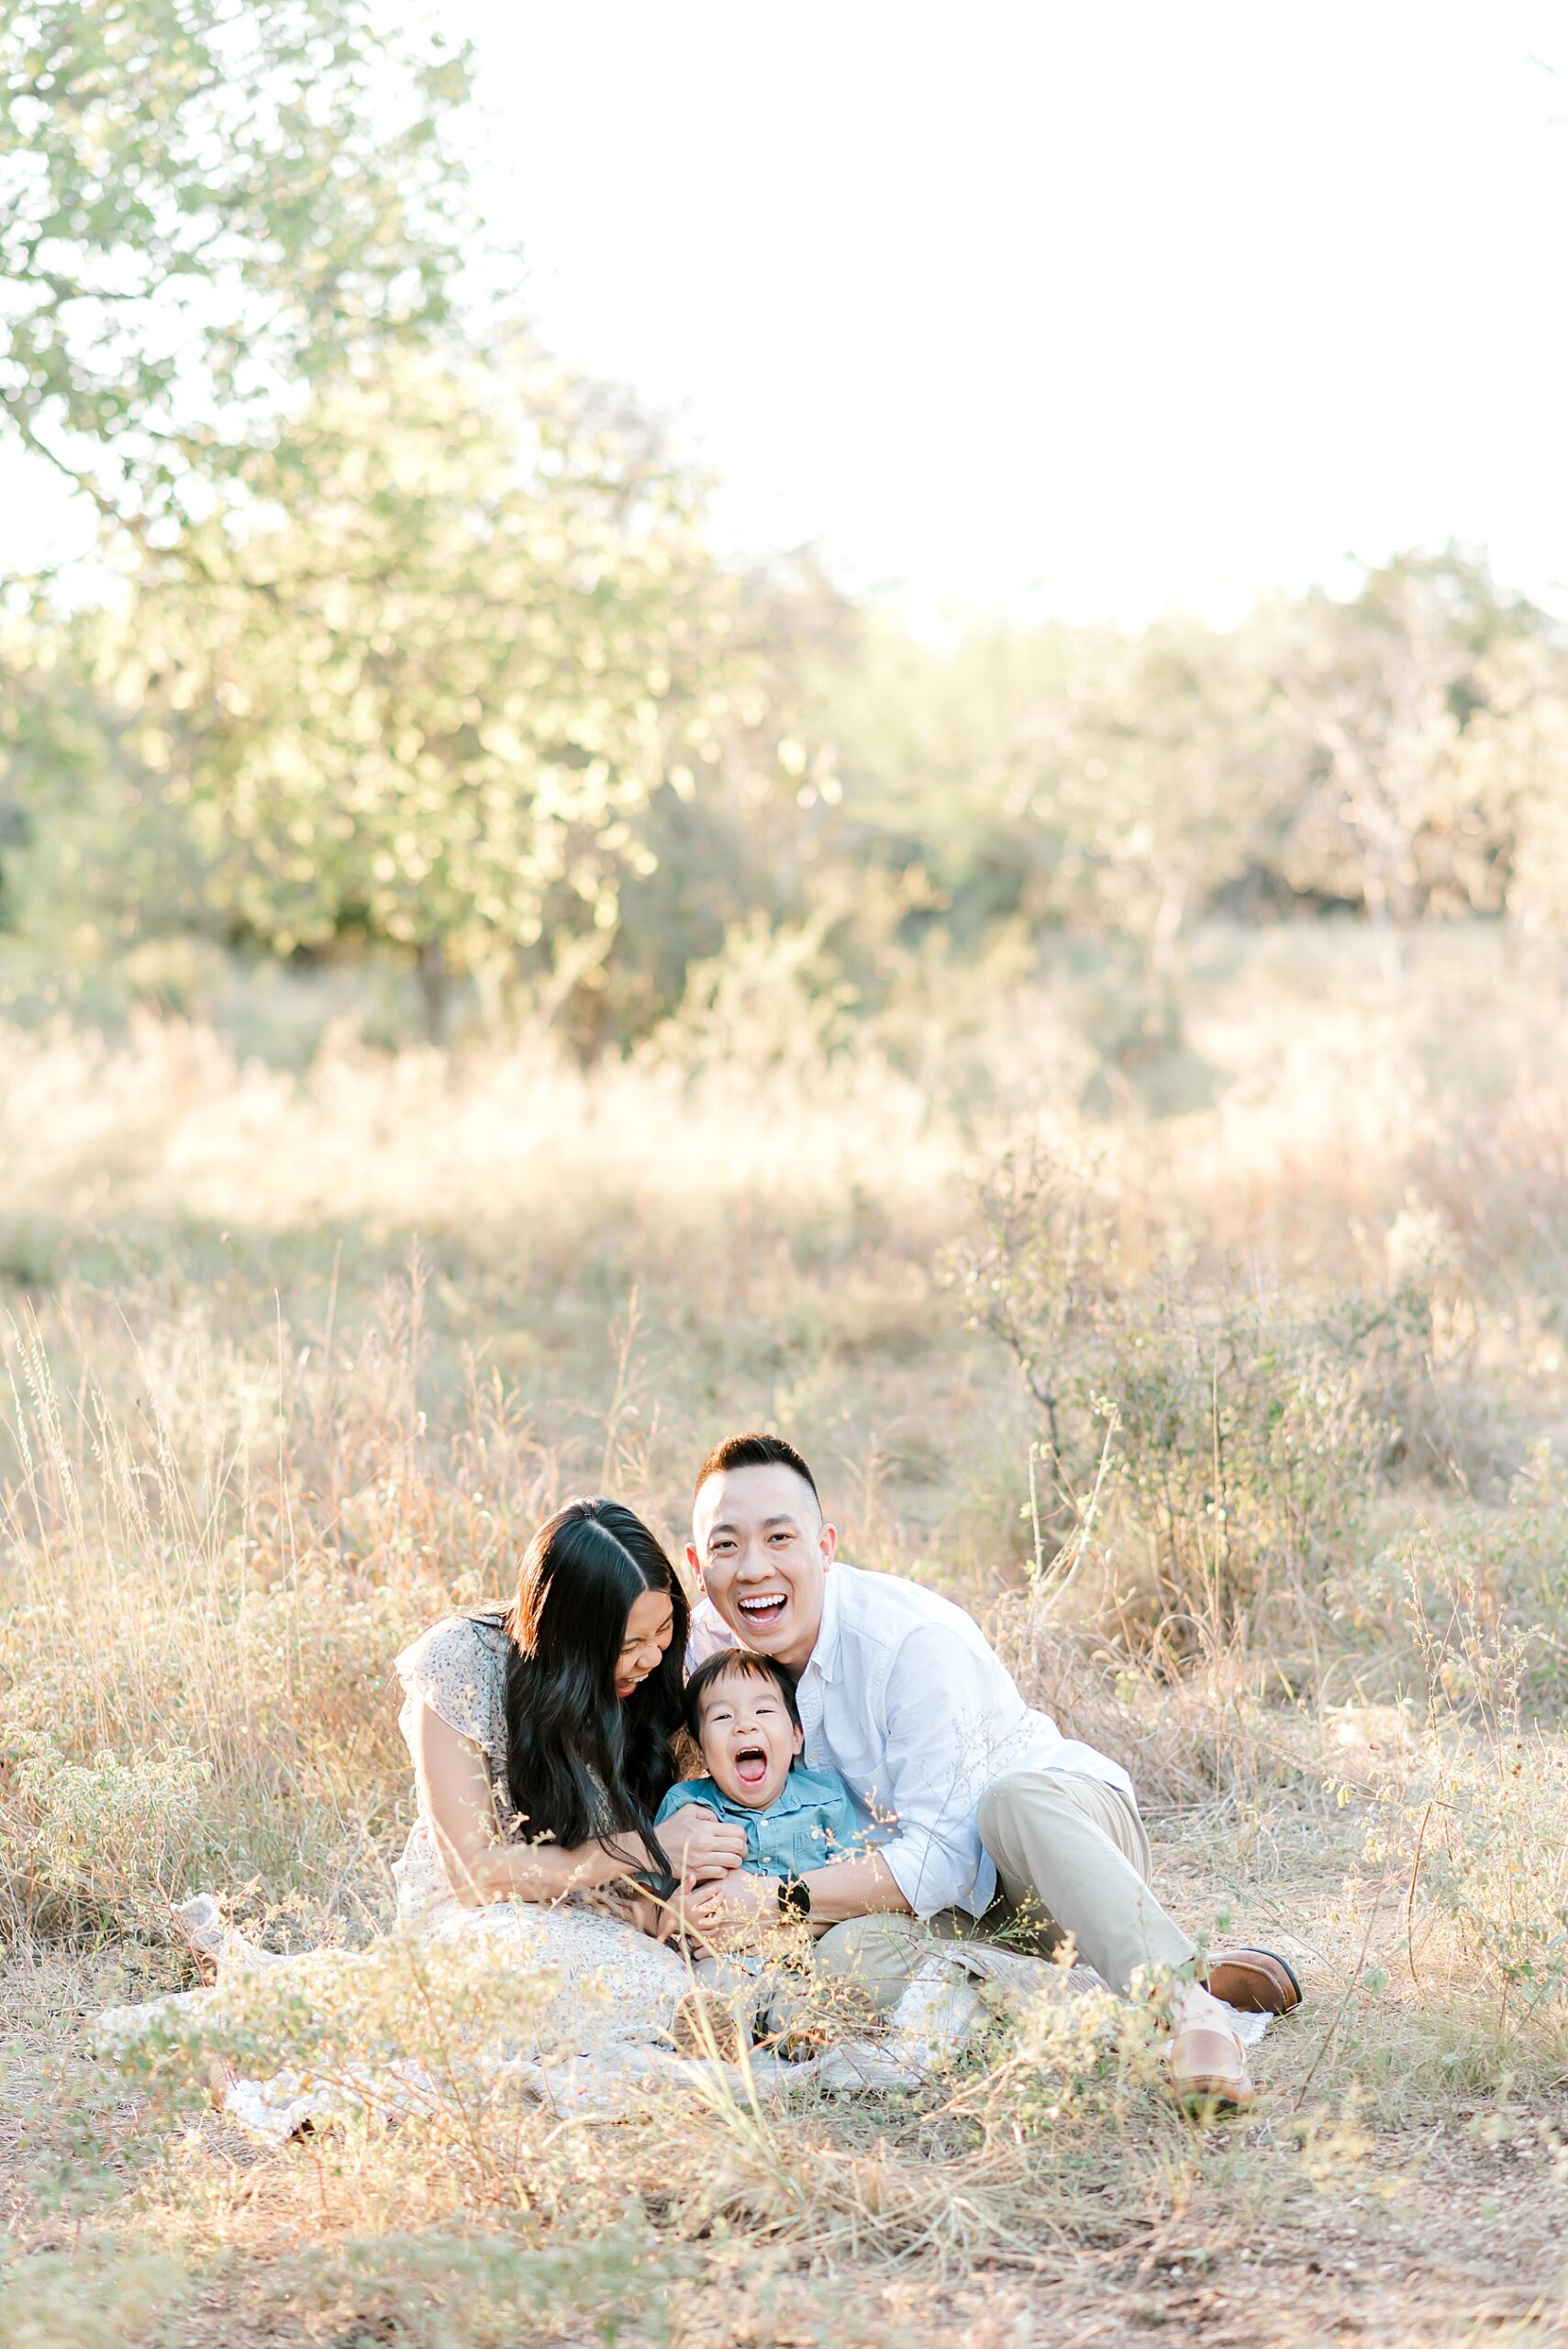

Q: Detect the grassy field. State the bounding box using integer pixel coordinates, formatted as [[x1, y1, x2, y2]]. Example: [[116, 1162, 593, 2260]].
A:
[[4, 921, 1568, 2347]]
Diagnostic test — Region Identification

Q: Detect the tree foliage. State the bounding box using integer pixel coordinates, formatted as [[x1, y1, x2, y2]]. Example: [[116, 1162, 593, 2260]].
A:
[[35, 347, 822, 1033], [0, 0, 473, 526], [1267, 553, 1551, 923], [3, 11, 1565, 1049], [8, 525, 1567, 1041], [820, 551, 1568, 969]]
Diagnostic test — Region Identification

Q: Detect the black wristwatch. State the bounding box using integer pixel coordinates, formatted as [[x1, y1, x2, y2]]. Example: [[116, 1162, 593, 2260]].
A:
[[777, 1874, 812, 1920]]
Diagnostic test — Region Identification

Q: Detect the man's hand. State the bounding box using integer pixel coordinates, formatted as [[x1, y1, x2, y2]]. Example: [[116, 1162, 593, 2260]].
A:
[[656, 1803, 748, 1886]]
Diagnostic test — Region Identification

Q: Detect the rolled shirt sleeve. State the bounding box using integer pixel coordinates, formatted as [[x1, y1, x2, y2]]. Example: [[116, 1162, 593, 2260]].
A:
[[870, 1624, 1017, 1917]]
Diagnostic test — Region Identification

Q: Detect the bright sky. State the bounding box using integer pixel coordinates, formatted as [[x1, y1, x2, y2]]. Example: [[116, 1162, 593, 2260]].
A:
[[7, 1, 1567, 629], [465, 0, 1568, 626]]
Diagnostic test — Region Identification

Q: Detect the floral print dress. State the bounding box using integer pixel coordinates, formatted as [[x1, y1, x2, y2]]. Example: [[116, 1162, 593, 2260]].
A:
[[97, 1613, 697, 2138], [390, 1611, 692, 2031]]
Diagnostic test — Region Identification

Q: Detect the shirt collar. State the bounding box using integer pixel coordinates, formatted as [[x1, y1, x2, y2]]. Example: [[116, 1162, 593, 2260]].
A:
[[758, 1765, 827, 1816], [702, 1765, 822, 1821]]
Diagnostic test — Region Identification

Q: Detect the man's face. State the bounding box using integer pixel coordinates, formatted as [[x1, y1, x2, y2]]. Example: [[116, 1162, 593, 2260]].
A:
[[688, 1462, 835, 1676], [695, 1664, 804, 1809]]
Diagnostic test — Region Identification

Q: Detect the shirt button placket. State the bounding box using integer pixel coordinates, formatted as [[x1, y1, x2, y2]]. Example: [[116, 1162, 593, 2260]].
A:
[[795, 1667, 825, 1765]]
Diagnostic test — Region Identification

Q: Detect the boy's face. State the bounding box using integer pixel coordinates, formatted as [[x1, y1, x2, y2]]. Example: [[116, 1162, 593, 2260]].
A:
[[695, 1666, 804, 1810]]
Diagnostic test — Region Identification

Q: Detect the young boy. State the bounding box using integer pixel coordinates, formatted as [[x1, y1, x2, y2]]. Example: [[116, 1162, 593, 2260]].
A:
[[655, 1650, 868, 2055], [657, 1648, 865, 1879]]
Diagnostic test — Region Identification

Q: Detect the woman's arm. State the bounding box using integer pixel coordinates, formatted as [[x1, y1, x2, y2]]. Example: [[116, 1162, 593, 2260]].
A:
[[413, 1702, 649, 1909]]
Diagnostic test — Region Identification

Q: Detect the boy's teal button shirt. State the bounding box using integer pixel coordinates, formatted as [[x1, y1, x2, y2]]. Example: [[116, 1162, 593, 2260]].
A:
[[655, 1761, 868, 1879]]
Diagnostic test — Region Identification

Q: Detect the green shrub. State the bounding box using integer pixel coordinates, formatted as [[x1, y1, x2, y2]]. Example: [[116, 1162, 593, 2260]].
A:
[[946, 1143, 1443, 1659]]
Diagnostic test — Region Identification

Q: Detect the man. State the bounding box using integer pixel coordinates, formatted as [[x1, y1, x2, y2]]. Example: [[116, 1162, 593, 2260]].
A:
[[654, 1431, 1301, 2110]]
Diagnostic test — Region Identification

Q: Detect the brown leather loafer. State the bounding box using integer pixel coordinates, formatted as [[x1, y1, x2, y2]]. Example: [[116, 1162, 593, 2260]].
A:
[[1168, 2021, 1255, 2118], [1201, 1947, 1303, 2015]]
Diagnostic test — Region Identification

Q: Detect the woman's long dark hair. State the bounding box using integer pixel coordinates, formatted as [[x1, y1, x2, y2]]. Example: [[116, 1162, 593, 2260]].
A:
[[498, 1497, 687, 1862]]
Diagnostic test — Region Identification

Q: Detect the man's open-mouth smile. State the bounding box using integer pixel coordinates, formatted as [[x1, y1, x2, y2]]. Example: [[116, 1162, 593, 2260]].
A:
[[737, 1591, 788, 1627], [732, 1742, 771, 1789]]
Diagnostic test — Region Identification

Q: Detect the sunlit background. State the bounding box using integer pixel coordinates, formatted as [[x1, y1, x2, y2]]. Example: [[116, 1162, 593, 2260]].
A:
[[468, 0, 1568, 624], [8, 7, 1568, 2338], [9, 1, 1568, 624]]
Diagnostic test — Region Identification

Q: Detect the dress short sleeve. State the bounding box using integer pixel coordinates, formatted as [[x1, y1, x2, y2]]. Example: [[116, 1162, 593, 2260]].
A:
[[395, 1612, 510, 1770]]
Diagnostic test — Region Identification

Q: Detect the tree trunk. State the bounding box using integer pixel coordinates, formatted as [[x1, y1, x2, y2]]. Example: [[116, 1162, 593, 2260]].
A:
[[416, 935, 448, 1044]]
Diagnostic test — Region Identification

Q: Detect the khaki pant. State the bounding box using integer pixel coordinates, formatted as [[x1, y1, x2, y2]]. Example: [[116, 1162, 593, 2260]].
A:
[[690, 1929, 879, 2048], [815, 1768, 1195, 2009]]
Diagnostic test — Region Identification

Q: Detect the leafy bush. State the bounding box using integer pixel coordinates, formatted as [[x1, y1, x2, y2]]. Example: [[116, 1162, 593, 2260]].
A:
[[6, 1736, 212, 1938], [0, 2244, 190, 2349], [946, 1142, 1447, 1660]]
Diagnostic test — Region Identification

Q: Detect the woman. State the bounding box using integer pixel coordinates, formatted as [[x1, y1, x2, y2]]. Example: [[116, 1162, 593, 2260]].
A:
[[106, 1500, 718, 2136], [392, 1495, 700, 2025]]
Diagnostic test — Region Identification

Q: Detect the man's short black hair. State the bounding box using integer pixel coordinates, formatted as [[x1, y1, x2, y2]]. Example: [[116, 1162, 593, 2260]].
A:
[[683, 1647, 801, 1745], [692, 1430, 820, 1515]]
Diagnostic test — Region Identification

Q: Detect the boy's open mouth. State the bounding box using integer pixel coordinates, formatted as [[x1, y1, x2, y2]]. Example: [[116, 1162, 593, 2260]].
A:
[[733, 1743, 771, 1789], [737, 1592, 787, 1628]]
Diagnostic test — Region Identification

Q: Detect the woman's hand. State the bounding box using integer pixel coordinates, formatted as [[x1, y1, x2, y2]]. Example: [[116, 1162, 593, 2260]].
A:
[[656, 1802, 748, 1887], [680, 1870, 784, 1949], [586, 1884, 665, 1938]]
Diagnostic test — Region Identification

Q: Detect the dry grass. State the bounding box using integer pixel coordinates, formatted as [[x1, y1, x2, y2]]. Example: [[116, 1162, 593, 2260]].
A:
[[4, 921, 1568, 2344]]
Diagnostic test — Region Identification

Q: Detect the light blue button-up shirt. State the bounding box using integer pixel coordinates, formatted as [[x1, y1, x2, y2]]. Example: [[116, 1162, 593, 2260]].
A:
[[655, 1761, 867, 1880]]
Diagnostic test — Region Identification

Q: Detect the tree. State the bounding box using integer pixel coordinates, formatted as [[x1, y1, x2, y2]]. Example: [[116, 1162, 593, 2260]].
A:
[[1026, 617, 1284, 970], [1265, 551, 1543, 934], [1449, 633, 1568, 940], [110, 343, 814, 1037], [0, 597, 204, 970], [0, 0, 473, 529], [822, 611, 1282, 969]]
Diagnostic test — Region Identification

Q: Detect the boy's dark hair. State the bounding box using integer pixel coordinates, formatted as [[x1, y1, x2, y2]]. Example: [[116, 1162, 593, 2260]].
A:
[[683, 1648, 801, 1746], [692, 1430, 820, 1516]]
